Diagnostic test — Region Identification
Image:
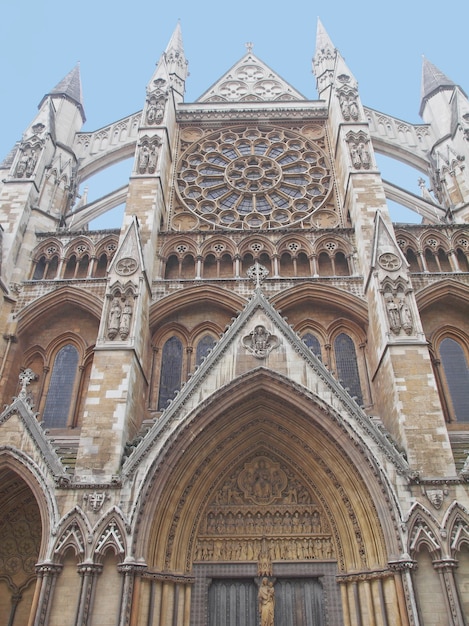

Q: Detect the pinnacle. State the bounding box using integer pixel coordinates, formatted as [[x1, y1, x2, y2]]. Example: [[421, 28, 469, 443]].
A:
[[165, 20, 184, 55], [45, 63, 85, 122], [315, 17, 335, 54], [420, 57, 455, 103]]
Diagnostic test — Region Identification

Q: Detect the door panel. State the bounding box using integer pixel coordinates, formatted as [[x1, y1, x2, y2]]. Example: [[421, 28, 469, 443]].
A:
[[275, 579, 325, 626], [208, 579, 257, 626]]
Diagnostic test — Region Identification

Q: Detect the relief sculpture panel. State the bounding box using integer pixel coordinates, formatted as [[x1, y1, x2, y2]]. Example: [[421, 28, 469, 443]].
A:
[[195, 454, 334, 564]]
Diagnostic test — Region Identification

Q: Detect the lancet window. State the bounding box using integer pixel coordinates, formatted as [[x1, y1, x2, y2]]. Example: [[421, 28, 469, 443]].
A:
[[302, 333, 322, 360], [196, 334, 216, 367], [42, 344, 80, 429], [333, 332, 363, 406], [157, 336, 183, 410], [439, 337, 469, 422]]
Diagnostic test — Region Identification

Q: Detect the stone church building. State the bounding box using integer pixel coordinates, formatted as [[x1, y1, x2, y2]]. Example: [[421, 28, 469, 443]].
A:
[[1, 19, 469, 626]]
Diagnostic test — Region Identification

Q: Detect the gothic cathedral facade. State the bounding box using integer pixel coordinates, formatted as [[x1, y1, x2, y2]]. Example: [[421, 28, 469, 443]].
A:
[[1, 21, 469, 626]]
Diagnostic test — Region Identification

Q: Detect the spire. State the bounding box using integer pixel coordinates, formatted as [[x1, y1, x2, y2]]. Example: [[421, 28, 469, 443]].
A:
[[420, 57, 456, 115], [315, 17, 335, 59], [40, 64, 85, 122], [166, 20, 184, 54], [164, 21, 188, 97]]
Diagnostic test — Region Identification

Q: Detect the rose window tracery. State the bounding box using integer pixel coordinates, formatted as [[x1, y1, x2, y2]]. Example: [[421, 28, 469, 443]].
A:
[[176, 126, 333, 230]]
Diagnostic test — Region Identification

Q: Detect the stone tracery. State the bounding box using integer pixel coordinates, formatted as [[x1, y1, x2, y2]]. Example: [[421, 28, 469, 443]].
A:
[[176, 125, 333, 230]]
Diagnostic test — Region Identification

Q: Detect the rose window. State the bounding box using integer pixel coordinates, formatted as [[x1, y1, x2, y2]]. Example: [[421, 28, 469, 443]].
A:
[[176, 126, 332, 230]]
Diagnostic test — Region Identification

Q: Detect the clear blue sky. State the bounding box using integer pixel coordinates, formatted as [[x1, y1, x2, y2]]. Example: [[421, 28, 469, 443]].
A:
[[1, 0, 467, 224]]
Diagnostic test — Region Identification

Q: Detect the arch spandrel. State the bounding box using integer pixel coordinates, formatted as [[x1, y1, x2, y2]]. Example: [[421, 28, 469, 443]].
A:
[[134, 371, 403, 576]]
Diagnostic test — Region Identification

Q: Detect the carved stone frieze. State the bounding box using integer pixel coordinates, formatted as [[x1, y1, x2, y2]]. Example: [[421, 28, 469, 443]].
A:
[[195, 453, 334, 564]]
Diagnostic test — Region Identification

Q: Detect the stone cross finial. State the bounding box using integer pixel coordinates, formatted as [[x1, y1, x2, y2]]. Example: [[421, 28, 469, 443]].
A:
[[247, 262, 269, 289], [16, 368, 37, 408], [245, 42, 254, 53]]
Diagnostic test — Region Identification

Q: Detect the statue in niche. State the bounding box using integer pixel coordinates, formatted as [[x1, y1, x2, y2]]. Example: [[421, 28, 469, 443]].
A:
[[119, 299, 133, 340], [146, 91, 167, 125], [358, 142, 371, 169], [147, 144, 158, 174], [258, 578, 275, 626], [338, 88, 359, 121], [349, 143, 362, 169], [16, 147, 38, 178], [386, 296, 401, 334], [108, 298, 122, 340], [399, 298, 413, 335], [138, 140, 160, 175], [138, 145, 150, 174]]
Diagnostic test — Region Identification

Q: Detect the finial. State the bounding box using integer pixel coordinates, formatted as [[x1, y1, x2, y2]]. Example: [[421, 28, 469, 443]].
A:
[[245, 42, 254, 53], [247, 261, 269, 290]]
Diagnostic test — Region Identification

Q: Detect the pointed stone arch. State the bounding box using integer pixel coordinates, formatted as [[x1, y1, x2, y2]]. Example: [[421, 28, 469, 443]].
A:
[[444, 502, 469, 557], [92, 508, 128, 561], [53, 507, 91, 561], [133, 368, 404, 574], [406, 503, 442, 559], [16, 286, 103, 335], [0, 448, 56, 624]]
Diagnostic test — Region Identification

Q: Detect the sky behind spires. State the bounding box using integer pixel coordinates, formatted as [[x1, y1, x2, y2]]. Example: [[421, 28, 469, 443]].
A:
[[1, 0, 467, 223]]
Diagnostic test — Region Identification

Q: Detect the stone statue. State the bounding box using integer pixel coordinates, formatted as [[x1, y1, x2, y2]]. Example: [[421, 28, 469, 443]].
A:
[[258, 578, 275, 626], [386, 297, 401, 334], [399, 299, 413, 335], [138, 145, 150, 174], [108, 298, 122, 340], [119, 300, 132, 340]]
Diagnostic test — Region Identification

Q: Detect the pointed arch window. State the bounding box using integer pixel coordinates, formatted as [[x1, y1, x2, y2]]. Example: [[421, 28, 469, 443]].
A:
[[334, 333, 363, 405], [42, 344, 79, 428], [158, 336, 183, 410], [303, 333, 322, 360], [439, 337, 469, 422], [196, 334, 216, 367]]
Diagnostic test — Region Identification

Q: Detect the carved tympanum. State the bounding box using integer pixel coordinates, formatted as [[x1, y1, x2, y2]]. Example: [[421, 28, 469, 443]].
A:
[[195, 454, 334, 563]]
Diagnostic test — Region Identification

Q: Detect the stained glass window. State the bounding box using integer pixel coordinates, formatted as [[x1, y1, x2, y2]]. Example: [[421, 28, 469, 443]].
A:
[[303, 333, 322, 360], [440, 338, 469, 422], [196, 335, 216, 366], [334, 333, 363, 405], [158, 337, 183, 410], [42, 344, 79, 428]]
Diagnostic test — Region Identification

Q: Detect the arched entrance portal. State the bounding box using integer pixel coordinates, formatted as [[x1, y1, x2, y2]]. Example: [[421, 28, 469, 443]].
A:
[[0, 465, 43, 626], [135, 371, 405, 625]]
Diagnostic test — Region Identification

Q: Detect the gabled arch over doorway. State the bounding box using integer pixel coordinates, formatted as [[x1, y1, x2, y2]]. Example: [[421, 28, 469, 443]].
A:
[[132, 369, 408, 625]]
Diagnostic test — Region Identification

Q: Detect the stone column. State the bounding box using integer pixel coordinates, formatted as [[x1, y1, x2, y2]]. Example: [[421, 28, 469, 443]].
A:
[[433, 559, 466, 626], [389, 559, 418, 626], [117, 562, 147, 626], [75, 563, 103, 626], [32, 563, 63, 626]]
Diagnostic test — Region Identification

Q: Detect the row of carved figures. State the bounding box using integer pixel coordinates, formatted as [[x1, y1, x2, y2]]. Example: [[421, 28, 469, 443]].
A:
[[205, 508, 324, 535], [195, 536, 334, 561]]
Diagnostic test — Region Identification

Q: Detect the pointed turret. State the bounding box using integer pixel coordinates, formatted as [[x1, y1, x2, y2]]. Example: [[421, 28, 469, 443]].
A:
[[40, 63, 85, 123], [420, 57, 457, 115], [164, 21, 188, 98], [419, 58, 469, 214]]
